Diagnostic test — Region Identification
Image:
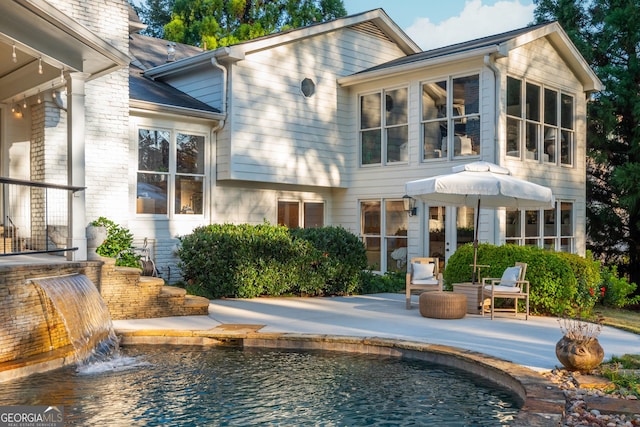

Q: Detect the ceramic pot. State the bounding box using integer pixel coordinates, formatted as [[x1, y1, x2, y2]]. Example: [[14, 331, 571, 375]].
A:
[[86, 225, 107, 259], [555, 335, 604, 372]]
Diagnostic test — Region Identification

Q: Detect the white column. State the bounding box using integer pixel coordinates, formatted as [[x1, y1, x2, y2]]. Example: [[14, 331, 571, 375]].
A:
[[66, 72, 90, 261]]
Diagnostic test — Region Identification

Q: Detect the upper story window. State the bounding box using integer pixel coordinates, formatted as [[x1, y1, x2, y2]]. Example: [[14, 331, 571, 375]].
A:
[[421, 74, 480, 160], [360, 87, 408, 166], [506, 76, 574, 166], [278, 200, 324, 228], [137, 128, 205, 216]]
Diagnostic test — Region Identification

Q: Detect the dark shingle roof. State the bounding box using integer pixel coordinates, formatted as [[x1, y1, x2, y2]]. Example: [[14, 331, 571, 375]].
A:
[[129, 65, 220, 114], [357, 22, 552, 74], [129, 33, 203, 69]]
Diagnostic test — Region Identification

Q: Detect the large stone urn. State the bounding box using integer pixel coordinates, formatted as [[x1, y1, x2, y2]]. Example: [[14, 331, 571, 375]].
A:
[[555, 335, 604, 372], [86, 225, 107, 260]]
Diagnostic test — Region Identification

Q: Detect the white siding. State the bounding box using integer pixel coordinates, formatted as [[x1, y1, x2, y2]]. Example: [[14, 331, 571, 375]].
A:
[[222, 27, 407, 186]]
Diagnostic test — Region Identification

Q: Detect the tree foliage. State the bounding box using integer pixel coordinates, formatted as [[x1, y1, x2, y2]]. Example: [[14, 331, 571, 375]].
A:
[[133, 0, 347, 49], [534, 0, 640, 288]]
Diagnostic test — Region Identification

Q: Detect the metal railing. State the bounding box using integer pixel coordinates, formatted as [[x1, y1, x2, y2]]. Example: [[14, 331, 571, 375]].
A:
[[0, 177, 85, 257]]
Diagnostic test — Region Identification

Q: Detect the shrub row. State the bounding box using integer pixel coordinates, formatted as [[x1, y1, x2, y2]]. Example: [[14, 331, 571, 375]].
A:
[[444, 243, 638, 316], [177, 223, 368, 298]]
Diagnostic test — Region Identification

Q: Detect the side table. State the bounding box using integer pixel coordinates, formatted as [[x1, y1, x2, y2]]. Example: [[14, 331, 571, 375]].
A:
[[452, 282, 482, 314]]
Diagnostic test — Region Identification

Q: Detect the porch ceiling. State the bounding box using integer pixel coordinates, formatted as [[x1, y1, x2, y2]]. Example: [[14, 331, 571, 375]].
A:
[[0, 0, 130, 103]]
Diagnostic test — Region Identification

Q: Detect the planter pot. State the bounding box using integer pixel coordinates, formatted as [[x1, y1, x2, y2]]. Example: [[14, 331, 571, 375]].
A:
[[86, 225, 107, 259], [555, 335, 604, 372]]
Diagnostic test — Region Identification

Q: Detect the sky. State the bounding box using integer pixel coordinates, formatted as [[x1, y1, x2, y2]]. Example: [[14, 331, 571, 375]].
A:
[[342, 0, 536, 50]]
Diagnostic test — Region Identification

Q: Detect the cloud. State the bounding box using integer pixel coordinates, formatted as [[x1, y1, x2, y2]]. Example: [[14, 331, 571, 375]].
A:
[[406, 0, 536, 50]]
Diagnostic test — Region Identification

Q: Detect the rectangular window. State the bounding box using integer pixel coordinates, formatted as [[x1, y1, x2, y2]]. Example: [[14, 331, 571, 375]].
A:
[[360, 88, 408, 165], [506, 77, 575, 166], [421, 74, 480, 160], [360, 199, 408, 272], [278, 201, 324, 229], [505, 202, 574, 252]]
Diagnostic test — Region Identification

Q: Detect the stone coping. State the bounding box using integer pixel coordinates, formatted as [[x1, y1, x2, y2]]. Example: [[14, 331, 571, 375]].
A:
[[116, 326, 565, 427]]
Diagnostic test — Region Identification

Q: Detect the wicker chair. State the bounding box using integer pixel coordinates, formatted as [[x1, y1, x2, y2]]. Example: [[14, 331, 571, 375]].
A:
[[405, 257, 443, 309], [481, 262, 529, 320]]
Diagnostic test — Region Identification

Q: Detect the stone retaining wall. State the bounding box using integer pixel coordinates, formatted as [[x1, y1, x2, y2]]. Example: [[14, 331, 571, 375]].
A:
[[0, 261, 102, 363]]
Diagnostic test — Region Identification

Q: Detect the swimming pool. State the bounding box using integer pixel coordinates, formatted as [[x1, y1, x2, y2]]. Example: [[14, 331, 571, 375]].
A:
[[0, 345, 519, 426]]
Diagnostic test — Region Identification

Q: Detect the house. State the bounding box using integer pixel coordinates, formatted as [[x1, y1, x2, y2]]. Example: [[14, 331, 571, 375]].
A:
[[0, 0, 601, 281]]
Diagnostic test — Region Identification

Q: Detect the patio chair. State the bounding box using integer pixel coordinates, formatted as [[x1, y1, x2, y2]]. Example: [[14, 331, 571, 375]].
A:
[[406, 257, 442, 309], [481, 262, 529, 320]]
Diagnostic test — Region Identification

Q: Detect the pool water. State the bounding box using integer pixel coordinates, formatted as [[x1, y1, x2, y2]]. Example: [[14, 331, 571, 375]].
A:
[[0, 345, 520, 426]]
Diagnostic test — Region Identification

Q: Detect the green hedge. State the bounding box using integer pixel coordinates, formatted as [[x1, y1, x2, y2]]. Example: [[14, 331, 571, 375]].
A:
[[443, 243, 602, 316], [177, 223, 367, 298]]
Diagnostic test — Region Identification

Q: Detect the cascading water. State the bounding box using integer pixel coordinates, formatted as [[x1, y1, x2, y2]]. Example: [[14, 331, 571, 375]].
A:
[[31, 274, 119, 365]]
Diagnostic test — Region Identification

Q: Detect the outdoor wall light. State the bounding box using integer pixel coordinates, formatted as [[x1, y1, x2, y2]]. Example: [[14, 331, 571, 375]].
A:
[[402, 194, 417, 217]]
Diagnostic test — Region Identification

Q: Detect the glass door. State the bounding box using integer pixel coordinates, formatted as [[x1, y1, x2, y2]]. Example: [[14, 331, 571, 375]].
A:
[[428, 205, 475, 269]]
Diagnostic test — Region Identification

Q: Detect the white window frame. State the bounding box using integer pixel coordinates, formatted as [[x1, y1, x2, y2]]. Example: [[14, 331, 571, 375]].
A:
[[134, 122, 208, 219]]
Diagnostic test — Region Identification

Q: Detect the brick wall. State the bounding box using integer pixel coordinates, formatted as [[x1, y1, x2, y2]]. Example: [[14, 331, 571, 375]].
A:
[[0, 262, 102, 364]]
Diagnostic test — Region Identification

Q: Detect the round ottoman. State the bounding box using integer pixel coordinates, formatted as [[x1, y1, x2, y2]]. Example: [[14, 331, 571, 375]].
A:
[[419, 292, 467, 319]]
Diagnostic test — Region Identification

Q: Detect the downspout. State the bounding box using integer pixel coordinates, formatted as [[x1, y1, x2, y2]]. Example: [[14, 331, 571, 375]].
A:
[[209, 54, 228, 223], [484, 53, 501, 247], [484, 53, 500, 162]]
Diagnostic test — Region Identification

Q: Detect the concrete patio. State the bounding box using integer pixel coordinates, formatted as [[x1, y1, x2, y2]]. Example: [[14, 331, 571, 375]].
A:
[[113, 292, 640, 372]]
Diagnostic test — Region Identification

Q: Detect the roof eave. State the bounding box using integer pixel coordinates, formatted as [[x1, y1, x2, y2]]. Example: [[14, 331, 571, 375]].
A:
[[130, 100, 224, 121], [338, 45, 502, 87]]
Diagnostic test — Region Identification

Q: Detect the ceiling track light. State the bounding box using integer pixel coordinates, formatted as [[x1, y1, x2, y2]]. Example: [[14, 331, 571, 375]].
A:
[[38, 58, 43, 75], [52, 82, 57, 99], [11, 44, 17, 63], [60, 68, 64, 83], [37, 90, 41, 104], [22, 95, 27, 109]]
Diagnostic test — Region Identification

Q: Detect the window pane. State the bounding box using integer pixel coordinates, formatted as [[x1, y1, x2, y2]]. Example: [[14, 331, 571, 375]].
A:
[[453, 116, 479, 156], [422, 81, 447, 121], [525, 210, 540, 237], [429, 206, 445, 259], [278, 201, 299, 228], [544, 126, 557, 163], [360, 93, 381, 129], [506, 210, 521, 238], [361, 201, 381, 235], [506, 117, 520, 157], [385, 200, 407, 236], [506, 77, 521, 117], [304, 202, 324, 228], [544, 88, 558, 125], [544, 208, 556, 237], [525, 122, 539, 160], [561, 130, 573, 165], [387, 126, 408, 162], [361, 201, 381, 269], [457, 206, 474, 249], [453, 75, 479, 115], [138, 129, 169, 172], [526, 83, 540, 121], [385, 88, 408, 126], [561, 202, 573, 236], [136, 173, 168, 214], [561, 94, 574, 129], [423, 121, 446, 159], [361, 130, 381, 165], [177, 134, 205, 174], [175, 175, 203, 214]]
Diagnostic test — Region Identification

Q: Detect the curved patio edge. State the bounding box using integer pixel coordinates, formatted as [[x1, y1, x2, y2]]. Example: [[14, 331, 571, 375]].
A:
[[117, 327, 566, 426]]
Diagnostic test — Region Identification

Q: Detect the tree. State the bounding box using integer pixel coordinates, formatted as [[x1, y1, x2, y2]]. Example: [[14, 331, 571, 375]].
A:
[[534, 0, 640, 288], [163, 0, 347, 49], [130, 0, 175, 38]]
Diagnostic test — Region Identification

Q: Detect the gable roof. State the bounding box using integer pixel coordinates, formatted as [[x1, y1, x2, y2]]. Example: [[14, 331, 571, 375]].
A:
[[144, 8, 421, 79], [129, 65, 222, 120], [339, 21, 603, 93]]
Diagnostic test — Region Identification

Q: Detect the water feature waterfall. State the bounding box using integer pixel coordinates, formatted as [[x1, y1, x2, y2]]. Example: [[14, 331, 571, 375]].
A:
[[31, 274, 119, 364]]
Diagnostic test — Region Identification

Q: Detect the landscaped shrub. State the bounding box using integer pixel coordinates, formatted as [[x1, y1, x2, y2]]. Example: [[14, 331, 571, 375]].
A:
[[177, 223, 322, 298], [443, 243, 596, 316], [290, 226, 368, 295], [359, 270, 405, 294], [177, 223, 367, 298], [90, 216, 140, 268], [599, 265, 640, 308]]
